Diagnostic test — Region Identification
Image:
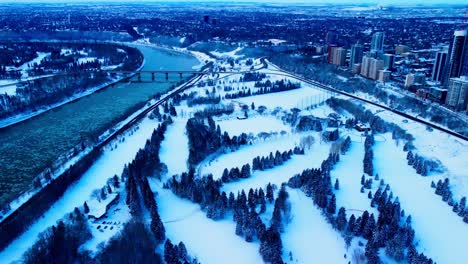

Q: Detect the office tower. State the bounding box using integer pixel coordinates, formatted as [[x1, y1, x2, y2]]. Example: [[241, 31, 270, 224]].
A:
[[383, 54, 395, 70], [369, 58, 384, 80], [350, 44, 364, 68], [326, 31, 338, 45], [371, 32, 385, 52], [432, 51, 448, 82], [328, 45, 338, 64], [446, 76, 468, 111], [332, 47, 347, 66], [361, 56, 372, 78], [442, 30, 468, 86], [203, 15, 210, 23], [395, 45, 410, 55]]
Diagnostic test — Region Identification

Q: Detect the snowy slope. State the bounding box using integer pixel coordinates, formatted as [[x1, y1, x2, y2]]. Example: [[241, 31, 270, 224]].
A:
[[282, 187, 348, 264], [374, 134, 468, 264]]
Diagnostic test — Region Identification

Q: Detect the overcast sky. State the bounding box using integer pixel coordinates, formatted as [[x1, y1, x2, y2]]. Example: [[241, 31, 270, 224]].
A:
[[0, 0, 466, 6]]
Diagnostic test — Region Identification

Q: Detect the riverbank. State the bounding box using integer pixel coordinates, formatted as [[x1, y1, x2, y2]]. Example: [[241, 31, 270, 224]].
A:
[[0, 59, 145, 129]]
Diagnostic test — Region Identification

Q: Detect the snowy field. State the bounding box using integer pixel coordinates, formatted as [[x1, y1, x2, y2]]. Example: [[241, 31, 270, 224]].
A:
[[2, 54, 467, 264], [282, 187, 348, 264], [150, 179, 264, 264]]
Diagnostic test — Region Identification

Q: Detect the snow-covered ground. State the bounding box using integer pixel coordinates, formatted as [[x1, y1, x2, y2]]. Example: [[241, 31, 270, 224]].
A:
[[215, 115, 290, 136], [359, 102, 468, 201], [232, 86, 326, 110], [374, 134, 468, 264], [149, 178, 264, 264], [211, 47, 244, 59], [282, 187, 348, 264], [160, 118, 189, 180], [330, 137, 379, 217], [81, 193, 131, 255], [0, 83, 17, 95]]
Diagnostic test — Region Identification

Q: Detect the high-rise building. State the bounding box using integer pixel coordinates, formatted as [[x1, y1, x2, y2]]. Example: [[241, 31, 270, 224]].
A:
[[442, 30, 468, 86], [332, 47, 347, 66], [328, 45, 338, 64], [432, 51, 448, 82], [361, 56, 372, 78], [369, 59, 384, 80], [203, 15, 210, 23], [395, 45, 410, 55], [383, 54, 395, 70], [350, 44, 364, 68], [371, 32, 385, 52], [446, 76, 468, 111], [326, 31, 338, 45]]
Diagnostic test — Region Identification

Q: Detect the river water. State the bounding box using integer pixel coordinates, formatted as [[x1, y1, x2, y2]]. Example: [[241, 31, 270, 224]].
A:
[[0, 45, 199, 206]]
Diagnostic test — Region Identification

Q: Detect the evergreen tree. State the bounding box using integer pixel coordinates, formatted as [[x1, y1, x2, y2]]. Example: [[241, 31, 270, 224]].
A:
[[83, 201, 89, 214], [336, 207, 347, 231], [334, 179, 340, 190], [327, 194, 337, 214]]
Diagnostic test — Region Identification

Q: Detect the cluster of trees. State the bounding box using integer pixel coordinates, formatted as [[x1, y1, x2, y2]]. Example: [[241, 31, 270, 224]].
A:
[[193, 105, 235, 118], [187, 95, 221, 107], [252, 148, 303, 171], [322, 128, 340, 142], [363, 134, 374, 176], [406, 151, 434, 176], [165, 165, 287, 263], [330, 136, 351, 155], [432, 179, 468, 223], [259, 185, 289, 263], [288, 153, 339, 211], [164, 240, 199, 264], [327, 98, 414, 142], [287, 149, 433, 263], [221, 164, 251, 183], [95, 221, 162, 264], [240, 72, 266, 82], [122, 121, 168, 243], [224, 79, 301, 99], [296, 116, 323, 131], [186, 116, 248, 165], [23, 208, 91, 263]]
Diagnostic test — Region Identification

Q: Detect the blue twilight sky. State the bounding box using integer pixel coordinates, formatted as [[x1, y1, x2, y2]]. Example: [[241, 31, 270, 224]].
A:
[[0, 0, 466, 6]]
